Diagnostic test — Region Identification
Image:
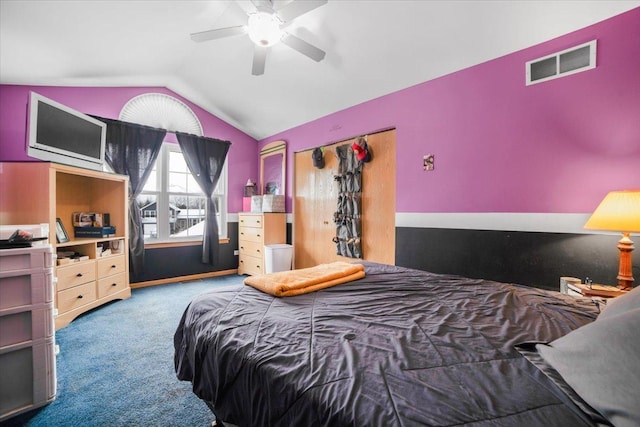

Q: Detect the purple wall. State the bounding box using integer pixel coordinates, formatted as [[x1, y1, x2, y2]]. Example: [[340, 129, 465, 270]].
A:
[[262, 8, 640, 214], [2, 9, 639, 218], [0, 85, 259, 214]]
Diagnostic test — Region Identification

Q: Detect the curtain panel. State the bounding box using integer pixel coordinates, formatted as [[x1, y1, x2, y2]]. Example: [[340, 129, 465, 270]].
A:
[[95, 117, 166, 276], [175, 132, 231, 266]]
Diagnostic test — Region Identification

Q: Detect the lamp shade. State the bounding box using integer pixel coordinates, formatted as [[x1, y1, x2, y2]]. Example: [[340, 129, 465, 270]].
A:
[[584, 190, 640, 233]]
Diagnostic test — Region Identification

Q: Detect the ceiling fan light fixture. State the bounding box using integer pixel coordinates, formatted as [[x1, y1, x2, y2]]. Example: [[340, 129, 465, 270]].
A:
[[247, 11, 283, 47]]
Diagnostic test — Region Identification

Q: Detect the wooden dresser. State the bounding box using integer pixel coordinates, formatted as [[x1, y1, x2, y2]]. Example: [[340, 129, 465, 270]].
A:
[[238, 213, 286, 275], [0, 162, 131, 329], [55, 248, 127, 322]]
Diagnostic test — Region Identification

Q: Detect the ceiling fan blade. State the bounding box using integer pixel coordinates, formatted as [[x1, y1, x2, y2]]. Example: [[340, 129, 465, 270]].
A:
[[252, 46, 268, 75], [282, 33, 325, 62], [234, 0, 258, 15], [190, 25, 246, 43], [276, 0, 327, 22], [224, 0, 252, 24], [250, 0, 274, 12]]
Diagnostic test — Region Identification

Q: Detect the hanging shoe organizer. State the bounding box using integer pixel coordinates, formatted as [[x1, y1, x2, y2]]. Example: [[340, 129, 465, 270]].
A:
[[333, 144, 363, 258]]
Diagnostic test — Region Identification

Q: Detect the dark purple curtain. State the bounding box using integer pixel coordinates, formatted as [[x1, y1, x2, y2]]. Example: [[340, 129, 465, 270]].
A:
[[175, 132, 231, 265], [95, 117, 166, 276]]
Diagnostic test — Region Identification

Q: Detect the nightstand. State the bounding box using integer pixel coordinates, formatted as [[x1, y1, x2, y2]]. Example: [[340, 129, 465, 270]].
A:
[[560, 276, 628, 312], [560, 276, 627, 299], [560, 277, 627, 312], [566, 282, 628, 298]]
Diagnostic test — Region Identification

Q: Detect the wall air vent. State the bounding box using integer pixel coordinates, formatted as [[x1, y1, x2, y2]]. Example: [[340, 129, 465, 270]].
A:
[[526, 40, 596, 85]]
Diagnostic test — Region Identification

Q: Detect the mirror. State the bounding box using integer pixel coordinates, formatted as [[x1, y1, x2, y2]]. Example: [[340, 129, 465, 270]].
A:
[[260, 140, 286, 196]]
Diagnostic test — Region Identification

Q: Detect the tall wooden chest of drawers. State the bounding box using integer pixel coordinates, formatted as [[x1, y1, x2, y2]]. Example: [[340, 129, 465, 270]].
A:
[[238, 213, 286, 275]]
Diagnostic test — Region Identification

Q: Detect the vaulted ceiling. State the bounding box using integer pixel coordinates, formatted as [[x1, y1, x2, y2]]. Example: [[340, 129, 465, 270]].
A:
[[1, 1, 638, 140]]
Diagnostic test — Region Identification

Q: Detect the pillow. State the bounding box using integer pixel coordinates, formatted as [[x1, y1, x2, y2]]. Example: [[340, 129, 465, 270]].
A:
[[598, 286, 640, 320], [536, 308, 640, 427]]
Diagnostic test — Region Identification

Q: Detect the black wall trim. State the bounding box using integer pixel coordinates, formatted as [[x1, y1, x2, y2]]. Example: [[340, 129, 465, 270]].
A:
[[130, 222, 294, 284], [132, 222, 635, 292], [395, 227, 634, 291], [130, 222, 239, 283]]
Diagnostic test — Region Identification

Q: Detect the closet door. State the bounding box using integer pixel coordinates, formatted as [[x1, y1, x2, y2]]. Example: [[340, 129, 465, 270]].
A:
[[293, 129, 396, 268], [293, 147, 339, 268]]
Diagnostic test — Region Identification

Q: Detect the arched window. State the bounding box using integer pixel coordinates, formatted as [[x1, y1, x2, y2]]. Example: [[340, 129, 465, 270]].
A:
[[119, 93, 227, 241]]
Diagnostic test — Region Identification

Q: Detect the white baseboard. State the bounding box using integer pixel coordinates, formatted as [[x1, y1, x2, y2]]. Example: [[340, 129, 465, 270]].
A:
[[395, 212, 605, 234]]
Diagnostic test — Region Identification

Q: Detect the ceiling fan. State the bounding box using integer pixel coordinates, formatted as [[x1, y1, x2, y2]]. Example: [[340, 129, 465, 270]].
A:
[[191, 0, 327, 76]]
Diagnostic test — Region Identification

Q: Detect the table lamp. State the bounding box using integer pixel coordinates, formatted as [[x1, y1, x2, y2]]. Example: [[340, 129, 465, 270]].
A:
[[584, 190, 640, 290]]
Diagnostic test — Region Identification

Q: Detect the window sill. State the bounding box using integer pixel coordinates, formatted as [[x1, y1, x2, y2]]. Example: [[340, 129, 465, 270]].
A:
[[144, 238, 230, 249]]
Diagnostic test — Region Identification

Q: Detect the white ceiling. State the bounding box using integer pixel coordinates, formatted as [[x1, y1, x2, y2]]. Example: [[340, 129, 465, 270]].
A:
[[1, 1, 638, 140]]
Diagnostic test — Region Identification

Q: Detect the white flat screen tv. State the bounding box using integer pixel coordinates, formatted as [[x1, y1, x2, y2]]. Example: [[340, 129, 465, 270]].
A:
[[27, 92, 106, 171]]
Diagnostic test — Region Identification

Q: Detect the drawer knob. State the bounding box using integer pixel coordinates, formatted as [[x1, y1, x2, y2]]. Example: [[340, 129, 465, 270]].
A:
[[112, 283, 117, 287], [77, 294, 83, 299], [76, 273, 83, 277], [257, 234, 261, 237], [111, 264, 117, 268]]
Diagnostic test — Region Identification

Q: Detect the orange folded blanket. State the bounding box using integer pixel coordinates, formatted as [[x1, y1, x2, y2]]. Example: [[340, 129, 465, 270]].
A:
[[244, 262, 365, 297]]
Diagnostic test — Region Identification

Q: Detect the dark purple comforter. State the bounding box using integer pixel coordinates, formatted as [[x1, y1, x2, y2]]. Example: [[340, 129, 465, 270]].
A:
[[174, 262, 600, 426]]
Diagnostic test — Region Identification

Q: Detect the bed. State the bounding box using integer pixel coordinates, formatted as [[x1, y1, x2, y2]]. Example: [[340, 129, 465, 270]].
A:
[[174, 261, 640, 427]]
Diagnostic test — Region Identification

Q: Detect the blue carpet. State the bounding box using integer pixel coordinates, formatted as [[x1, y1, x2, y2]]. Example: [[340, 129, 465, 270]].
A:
[[3, 275, 245, 427]]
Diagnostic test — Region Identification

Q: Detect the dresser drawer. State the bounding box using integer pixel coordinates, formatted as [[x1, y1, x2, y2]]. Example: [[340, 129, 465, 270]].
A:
[[239, 255, 263, 275], [239, 240, 264, 258], [57, 282, 96, 313], [239, 215, 263, 228], [97, 255, 126, 279], [56, 261, 96, 291], [239, 226, 264, 243], [97, 272, 127, 298]]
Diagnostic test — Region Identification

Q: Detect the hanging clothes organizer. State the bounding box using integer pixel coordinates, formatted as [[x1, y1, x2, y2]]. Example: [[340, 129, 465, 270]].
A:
[[333, 144, 363, 258]]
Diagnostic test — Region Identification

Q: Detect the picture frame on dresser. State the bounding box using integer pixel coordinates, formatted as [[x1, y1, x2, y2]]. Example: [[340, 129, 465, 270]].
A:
[[55, 217, 70, 243]]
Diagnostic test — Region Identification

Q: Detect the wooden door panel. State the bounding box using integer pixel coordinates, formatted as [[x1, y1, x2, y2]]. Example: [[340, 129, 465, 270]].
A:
[[294, 149, 316, 268], [294, 129, 396, 268], [360, 131, 396, 265]]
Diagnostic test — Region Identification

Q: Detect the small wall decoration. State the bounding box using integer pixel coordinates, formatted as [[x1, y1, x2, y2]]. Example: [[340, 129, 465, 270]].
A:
[[423, 154, 434, 171]]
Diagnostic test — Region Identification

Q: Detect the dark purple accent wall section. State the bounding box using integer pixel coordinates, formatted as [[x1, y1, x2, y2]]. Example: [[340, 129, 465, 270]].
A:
[[129, 222, 240, 283], [261, 8, 640, 214], [395, 227, 628, 291], [0, 85, 259, 214]]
